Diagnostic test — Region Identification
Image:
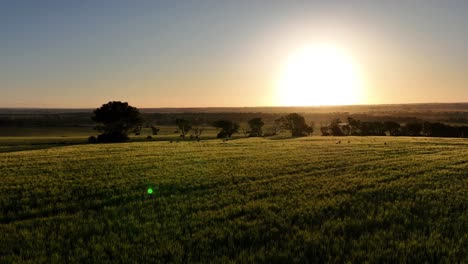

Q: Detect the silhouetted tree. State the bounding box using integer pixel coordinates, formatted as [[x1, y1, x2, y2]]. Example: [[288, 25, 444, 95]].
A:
[[191, 127, 204, 139], [404, 122, 423, 136], [190, 118, 204, 139], [384, 121, 401, 136], [176, 119, 192, 138], [347, 117, 361, 135], [422, 122, 466, 138], [88, 136, 97, 143], [279, 113, 313, 137], [341, 124, 351, 136], [320, 126, 330, 136], [273, 118, 282, 135], [359, 122, 371, 136], [307, 121, 315, 135], [356, 121, 384, 136], [248, 117, 265, 137], [432, 122, 454, 137], [371, 122, 386, 136], [328, 119, 344, 136], [92, 101, 143, 143], [213, 120, 239, 138], [421, 122, 433, 137]]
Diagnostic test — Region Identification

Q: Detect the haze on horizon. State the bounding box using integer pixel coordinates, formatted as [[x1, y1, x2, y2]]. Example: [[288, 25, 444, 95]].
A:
[[1, 1, 467, 108]]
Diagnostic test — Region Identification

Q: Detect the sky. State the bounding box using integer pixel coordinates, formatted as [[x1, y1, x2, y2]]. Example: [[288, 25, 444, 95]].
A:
[[1, 0, 468, 108]]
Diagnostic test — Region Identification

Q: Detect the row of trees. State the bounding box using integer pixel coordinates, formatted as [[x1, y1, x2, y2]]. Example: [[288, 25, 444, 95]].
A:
[[90, 102, 467, 143], [321, 117, 468, 138], [90, 102, 317, 142]]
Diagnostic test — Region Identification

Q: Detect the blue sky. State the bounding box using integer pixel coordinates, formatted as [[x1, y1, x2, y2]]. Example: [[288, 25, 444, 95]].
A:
[[1, 0, 467, 107]]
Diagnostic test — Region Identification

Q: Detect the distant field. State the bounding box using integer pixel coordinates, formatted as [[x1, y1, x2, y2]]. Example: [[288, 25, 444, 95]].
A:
[[0, 126, 222, 153], [0, 125, 226, 139], [0, 125, 283, 153], [0, 126, 95, 137], [1, 137, 467, 262]]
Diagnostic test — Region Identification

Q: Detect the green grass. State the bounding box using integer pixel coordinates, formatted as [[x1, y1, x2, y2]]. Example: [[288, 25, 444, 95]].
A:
[[0, 136, 467, 263], [0, 126, 221, 153]]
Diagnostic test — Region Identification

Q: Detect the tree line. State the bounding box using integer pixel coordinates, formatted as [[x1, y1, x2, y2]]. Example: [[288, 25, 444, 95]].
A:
[[89, 102, 468, 143], [321, 117, 468, 138], [89, 102, 317, 142]]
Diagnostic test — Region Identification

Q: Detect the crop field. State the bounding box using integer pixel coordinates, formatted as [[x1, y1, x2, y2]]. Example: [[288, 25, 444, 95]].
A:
[[0, 126, 221, 153], [1, 136, 467, 262]]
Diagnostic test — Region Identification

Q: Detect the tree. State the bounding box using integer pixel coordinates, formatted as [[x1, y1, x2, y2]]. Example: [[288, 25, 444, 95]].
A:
[[248, 118, 265, 137], [191, 127, 204, 139], [404, 122, 422, 136], [308, 121, 315, 135], [369, 122, 386, 136], [328, 118, 344, 136], [176, 119, 192, 138], [341, 124, 351, 136], [92, 101, 143, 143], [347, 117, 362, 135], [422, 122, 463, 138], [273, 118, 282, 135], [320, 126, 330, 136], [359, 122, 384, 136], [190, 118, 204, 140], [212, 120, 239, 138], [279, 113, 313, 137], [384, 121, 401, 136]]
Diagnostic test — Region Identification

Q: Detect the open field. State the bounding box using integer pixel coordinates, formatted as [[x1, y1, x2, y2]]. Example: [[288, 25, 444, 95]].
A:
[[0, 125, 292, 154], [1, 136, 467, 262]]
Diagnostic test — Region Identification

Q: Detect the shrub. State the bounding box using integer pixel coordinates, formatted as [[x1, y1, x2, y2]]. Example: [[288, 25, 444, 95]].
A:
[[88, 136, 97, 143], [97, 132, 129, 143]]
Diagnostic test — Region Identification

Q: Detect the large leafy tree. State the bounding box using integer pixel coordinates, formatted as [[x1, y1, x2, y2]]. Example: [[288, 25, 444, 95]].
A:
[[213, 120, 239, 138], [347, 117, 361, 135], [279, 113, 313, 137], [328, 118, 344, 136], [248, 117, 265, 137], [176, 119, 192, 138], [92, 101, 143, 142]]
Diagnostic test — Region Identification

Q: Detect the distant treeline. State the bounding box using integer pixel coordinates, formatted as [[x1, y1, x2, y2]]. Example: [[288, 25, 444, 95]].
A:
[[0, 113, 94, 127], [321, 117, 468, 138], [1, 110, 468, 140], [2, 111, 468, 128]]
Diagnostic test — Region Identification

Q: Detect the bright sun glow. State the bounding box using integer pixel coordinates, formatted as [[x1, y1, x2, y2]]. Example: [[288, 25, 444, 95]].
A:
[[278, 44, 363, 106]]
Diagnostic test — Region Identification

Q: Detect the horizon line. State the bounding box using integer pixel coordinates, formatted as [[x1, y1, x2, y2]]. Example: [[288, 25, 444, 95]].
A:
[[1, 101, 468, 110]]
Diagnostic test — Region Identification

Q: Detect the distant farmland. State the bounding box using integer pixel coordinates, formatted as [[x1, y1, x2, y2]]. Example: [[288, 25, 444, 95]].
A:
[[1, 136, 467, 262]]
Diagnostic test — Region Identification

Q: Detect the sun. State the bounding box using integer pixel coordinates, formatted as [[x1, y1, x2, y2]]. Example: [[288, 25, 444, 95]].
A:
[[277, 44, 363, 106]]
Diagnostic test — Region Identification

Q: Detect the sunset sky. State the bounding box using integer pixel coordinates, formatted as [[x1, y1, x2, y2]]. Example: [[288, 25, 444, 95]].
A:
[[1, 1, 468, 108]]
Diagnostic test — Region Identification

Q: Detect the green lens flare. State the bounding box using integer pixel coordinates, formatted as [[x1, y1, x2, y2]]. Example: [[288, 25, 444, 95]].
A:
[[147, 188, 153, 194]]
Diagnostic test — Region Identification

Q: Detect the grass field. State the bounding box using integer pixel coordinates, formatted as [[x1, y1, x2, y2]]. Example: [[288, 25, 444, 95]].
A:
[[1, 136, 467, 262], [0, 126, 221, 153]]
